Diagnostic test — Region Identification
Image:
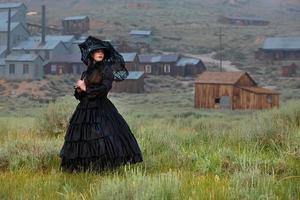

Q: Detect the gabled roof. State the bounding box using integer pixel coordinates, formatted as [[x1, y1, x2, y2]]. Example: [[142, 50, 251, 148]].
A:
[[138, 54, 179, 63], [0, 2, 26, 9], [121, 52, 137, 62], [195, 71, 256, 85], [63, 16, 88, 20], [262, 37, 300, 50], [12, 38, 63, 50], [30, 35, 75, 43], [126, 71, 144, 80], [176, 57, 200, 66], [5, 53, 43, 62], [129, 30, 152, 36]]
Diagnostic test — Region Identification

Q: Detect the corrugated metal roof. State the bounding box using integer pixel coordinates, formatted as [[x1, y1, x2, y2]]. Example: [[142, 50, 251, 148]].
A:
[[0, 2, 24, 9], [126, 71, 144, 80], [5, 54, 40, 62], [12, 38, 61, 50], [30, 35, 75, 43], [121, 52, 137, 62], [224, 15, 267, 21], [195, 71, 248, 84], [176, 57, 200, 66], [0, 22, 19, 32], [129, 30, 151, 36], [262, 37, 300, 50], [238, 86, 280, 94], [50, 53, 82, 63], [63, 16, 88, 20], [138, 54, 179, 63]]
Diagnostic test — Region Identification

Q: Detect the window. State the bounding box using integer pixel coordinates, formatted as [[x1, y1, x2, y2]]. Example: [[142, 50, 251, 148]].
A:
[[267, 95, 272, 104], [145, 65, 151, 73], [164, 64, 171, 73], [50, 65, 57, 73], [23, 64, 29, 74], [9, 64, 15, 74]]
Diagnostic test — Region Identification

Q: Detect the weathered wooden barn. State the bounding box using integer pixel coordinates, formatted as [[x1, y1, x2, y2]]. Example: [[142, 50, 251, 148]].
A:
[[46, 53, 85, 75], [111, 71, 145, 93], [120, 52, 141, 71], [256, 37, 300, 61], [218, 15, 270, 26], [280, 63, 298, 77], [129, 30, 152, 53], [175, 57, 206, 77], [62, 16, 89, 37], [194, 71, 280, 110]]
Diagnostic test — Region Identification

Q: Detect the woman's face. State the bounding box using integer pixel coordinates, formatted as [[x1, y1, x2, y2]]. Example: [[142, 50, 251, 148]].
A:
[[91, 49, 105, 62]]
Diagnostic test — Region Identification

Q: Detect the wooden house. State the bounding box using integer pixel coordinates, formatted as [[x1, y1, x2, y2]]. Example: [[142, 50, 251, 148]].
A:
[[281, 63, 298, 77], [129, 30, 152, 52], [175, 57, 206, 77], [62, 16, 89, 37], [218, 15, 270, 26], [194, 71, 280, 110], [256, 37, 300, 61], [46, 53, 85, 75], [0, 22, 30, 48], [111, 71, 145, 93], [4, 54, 44, 80], [120, 52, 141, 71], [0, 2, 27, 26]]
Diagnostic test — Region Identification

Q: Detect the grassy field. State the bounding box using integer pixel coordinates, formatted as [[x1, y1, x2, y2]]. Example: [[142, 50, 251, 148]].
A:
[[0, 75, 299, 199]]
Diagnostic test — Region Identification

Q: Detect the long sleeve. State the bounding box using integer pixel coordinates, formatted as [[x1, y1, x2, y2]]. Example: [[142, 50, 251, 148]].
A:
[[73, 71, 87, 101], [85, 65, 114, 100]]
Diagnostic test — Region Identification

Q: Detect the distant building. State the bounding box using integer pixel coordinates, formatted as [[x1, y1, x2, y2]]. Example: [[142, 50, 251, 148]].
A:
[[0, 2, 27, 26], [256, 37, 300, 61], [4, 54, 44, 80], [218, 15, 270, 26], [0, 22, 30, 48], [62, 16, 89, 37], [120, 52, 140, 71], [281, 63, 298, 77], [138, 54, 206, 77], [129, 30, 152, 52], [194, 71, 280, 110], [111, 71, 145, 93], [46, 53, 85, 75]]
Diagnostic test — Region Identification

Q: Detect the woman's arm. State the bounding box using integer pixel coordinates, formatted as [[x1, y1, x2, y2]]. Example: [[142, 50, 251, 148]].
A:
[[73, 71, 86, 100], [85, 66, 114, 100]]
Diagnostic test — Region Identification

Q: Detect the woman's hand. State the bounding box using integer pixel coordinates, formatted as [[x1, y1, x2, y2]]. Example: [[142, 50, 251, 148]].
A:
[[76, 80, 86, 92]]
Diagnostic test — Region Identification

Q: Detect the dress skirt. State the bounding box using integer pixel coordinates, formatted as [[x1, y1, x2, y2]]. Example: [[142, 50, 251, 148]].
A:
[[59, 95, 143, 172]]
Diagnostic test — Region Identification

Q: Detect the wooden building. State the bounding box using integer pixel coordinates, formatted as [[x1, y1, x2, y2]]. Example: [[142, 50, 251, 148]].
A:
[[256, 37, 300, 61], [218, 15, 270, 26], [62, 16, 89, 37], [175, 56, 206, 77], [0, 2, 27, 26], [281, 63, 298, 77], [129, 30, 152, 53], [120, 52, 141, 71], [194, 71, 280, 110], [111, 71, 145, 93], [46, 53, 85, 75]]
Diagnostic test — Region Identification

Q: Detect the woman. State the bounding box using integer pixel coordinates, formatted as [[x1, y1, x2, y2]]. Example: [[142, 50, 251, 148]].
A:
[[59, 36, 143, 173]]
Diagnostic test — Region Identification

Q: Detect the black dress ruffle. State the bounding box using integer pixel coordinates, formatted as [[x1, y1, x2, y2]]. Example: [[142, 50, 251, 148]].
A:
[[59, 65, 143, 172]]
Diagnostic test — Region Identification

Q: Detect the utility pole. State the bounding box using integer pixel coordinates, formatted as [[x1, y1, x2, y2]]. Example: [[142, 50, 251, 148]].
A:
[[216, 26, 225, 72], [6, 8, 11, 56]]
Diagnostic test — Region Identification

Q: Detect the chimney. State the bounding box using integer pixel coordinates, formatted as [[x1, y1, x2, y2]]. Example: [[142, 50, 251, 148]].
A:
[[6, 8, 11, 56], [41, 5, 46, 45]]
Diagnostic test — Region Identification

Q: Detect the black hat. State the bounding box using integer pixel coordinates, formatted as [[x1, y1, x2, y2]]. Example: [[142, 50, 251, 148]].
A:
[[78, 36, 128, 81]]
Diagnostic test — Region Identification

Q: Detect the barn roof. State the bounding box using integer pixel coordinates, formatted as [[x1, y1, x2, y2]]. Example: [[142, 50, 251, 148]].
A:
[[63, 16, 88, 20], [129, 30, 152, 36], [126, 71, 144, 80], [238, 86, 280, 95], [138, 54, 179, 63], [262, 37, 300, 50], [5, 54, 42, 62], [121, 52, 137, 62], [176, 57, 200, 66], [0, 22, 19, 32], [0, 2, 25, 9], [30, 35, 75, 43], [224, 15, 267, 21], [195, 71, 253, 84], [50, 53, 82, 63]]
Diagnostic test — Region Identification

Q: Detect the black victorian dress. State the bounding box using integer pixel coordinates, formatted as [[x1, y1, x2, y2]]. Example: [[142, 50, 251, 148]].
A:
[[59, 63, 143, 172]]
